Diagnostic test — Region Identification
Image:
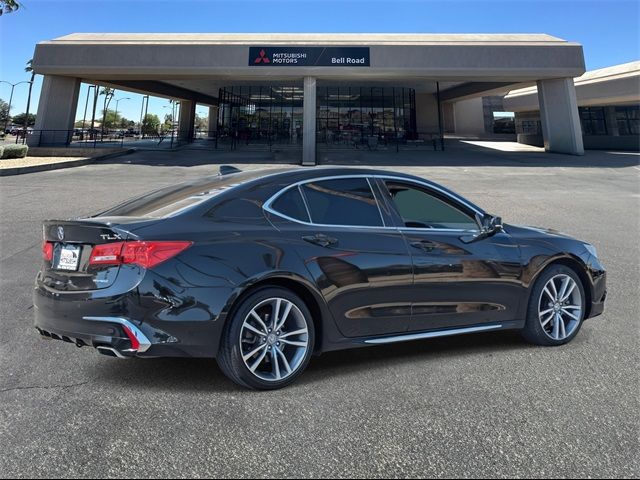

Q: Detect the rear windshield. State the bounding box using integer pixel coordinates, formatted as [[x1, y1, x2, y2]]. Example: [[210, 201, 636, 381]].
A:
[[95, 171, 263, 218]]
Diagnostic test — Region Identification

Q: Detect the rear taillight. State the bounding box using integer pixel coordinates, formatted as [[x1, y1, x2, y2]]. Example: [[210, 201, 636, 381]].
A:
[[89, 241, 192, 269], [42, 241, 53, 262], [121, 241, 193, 269], [89, 242, 124, 266]]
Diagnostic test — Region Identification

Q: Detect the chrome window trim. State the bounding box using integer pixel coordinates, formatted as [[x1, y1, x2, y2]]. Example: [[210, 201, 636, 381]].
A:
[[297, 184, 313, 223], [367, 177, 387, 227], [263, 174, 483, 233]]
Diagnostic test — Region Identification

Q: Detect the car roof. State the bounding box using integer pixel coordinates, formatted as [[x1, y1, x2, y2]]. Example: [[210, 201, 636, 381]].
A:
[[95, 166, 481, 219]]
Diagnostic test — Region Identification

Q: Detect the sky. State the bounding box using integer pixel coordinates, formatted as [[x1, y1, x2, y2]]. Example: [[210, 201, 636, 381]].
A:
[[0, 0, 638, 123]]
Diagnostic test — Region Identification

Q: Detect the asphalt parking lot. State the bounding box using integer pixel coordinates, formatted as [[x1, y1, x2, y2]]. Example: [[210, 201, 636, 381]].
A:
[[1, 147, 638, 478]]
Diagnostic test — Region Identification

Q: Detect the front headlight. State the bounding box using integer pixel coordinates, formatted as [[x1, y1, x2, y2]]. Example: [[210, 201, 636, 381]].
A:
[[584, 243, 598, 258]]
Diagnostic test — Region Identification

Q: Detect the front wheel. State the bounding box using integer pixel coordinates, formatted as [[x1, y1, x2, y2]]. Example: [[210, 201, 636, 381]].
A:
[[522, 265, 586, 346], [217, 287, 315, 390]]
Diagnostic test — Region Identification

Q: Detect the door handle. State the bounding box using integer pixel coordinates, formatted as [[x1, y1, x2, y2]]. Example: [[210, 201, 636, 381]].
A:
[[410, 240, 436, 252], [302, 234, 338, 248]]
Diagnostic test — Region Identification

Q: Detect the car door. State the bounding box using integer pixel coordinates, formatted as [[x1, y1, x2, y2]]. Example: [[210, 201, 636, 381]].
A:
[[376, 177, 524, 332], [265, 176, 414, 338]]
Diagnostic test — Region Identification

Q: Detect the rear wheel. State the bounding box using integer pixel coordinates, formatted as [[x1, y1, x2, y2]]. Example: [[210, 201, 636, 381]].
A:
[[522, 265, 586, 346], [217, 287, 315, 390]]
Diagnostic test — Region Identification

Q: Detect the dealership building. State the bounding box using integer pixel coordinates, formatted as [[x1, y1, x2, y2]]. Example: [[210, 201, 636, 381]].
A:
[[504, 61, 639, 151], [30, 33, 590, 164]]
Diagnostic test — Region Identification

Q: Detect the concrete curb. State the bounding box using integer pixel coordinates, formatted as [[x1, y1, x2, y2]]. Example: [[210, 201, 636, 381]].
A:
[[0, 148, 137, 176]]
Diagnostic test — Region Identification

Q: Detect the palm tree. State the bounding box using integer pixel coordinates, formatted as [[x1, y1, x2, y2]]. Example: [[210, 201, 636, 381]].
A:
[[23, 59, 35, 137], [99, 87, 115, 137], [1, 0, 21, 16]]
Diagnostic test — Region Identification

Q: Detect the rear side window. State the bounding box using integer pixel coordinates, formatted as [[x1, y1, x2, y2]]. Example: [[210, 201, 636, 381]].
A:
[[300, 178, 383, 227], [270, 187, 310, 222]]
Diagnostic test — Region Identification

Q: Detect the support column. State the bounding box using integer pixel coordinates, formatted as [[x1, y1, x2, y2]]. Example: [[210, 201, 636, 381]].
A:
[[208, 105, 218, 138], [537, 78, 584, 155], [29, 75, 81, 146], [302, 77, 317, 166], [178, 100, 196, 142]]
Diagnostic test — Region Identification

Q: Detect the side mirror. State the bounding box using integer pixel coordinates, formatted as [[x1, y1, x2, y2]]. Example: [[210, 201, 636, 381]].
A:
[[462, 214, 503, 244]]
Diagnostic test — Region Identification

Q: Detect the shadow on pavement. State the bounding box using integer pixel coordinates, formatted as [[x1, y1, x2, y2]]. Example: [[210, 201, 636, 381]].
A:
[[95, 140, 640, 169], [92, 330, 530, 393]]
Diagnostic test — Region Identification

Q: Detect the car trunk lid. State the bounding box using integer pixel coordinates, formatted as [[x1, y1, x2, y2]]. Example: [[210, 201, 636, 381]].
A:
[[40, 218, 155, 291]]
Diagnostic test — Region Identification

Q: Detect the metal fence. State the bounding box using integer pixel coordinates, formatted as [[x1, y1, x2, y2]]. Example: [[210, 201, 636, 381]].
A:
[[202, 130, 445, 152], [7, 129, 187, 150], [4, 128, 445, 152]]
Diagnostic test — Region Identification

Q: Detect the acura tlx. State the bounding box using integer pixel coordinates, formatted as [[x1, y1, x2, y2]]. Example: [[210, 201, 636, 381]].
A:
[[34, 167, 606, 390]]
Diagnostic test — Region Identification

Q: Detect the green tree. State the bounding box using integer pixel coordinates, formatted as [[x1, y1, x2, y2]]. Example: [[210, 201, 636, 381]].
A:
[[142, 113, 160, 135], [99, 87, 115, 133], [163, 113, 173, 131], [0, 98, 9, 126], [195, 113, 208, 131], [0, 0, 20, 15], [11, 112, 36, 127], [101, 109, 124, 129]]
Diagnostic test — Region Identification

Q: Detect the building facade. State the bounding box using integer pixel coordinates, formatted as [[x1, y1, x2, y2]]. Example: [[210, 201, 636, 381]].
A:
[[30, 33, 588, 163], [504, 61, 640, 151]]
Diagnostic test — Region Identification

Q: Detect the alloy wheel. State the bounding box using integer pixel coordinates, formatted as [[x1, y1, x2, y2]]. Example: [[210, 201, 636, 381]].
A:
[[239, 297, 310, 382], [538, 274, 583, 341]]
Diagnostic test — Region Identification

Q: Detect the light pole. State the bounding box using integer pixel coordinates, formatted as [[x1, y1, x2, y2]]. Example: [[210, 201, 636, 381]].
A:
[[139, 95, 149, 138], [114, 97, 130, 146], [197, 109, 207, 138], [1, 80, 32, 133], [81, 85, 96, 140], [113, 97, 130, 131]]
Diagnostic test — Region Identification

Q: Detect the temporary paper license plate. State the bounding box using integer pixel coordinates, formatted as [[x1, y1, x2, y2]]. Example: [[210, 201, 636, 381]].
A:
[[56, 245, 81, 271]]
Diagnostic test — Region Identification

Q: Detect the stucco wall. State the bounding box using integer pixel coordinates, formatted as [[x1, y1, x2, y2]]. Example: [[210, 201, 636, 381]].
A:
[[453, 97, 486, 135], [415, 93, 440, 134]]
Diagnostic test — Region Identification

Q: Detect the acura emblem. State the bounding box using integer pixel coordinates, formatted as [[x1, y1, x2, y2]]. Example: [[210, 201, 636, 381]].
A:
[[57, 226, 64, 241]]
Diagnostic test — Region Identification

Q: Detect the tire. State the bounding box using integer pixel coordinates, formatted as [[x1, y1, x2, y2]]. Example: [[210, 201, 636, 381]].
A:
[[217, 287, 315, 390], [521, 264, 587, 346]]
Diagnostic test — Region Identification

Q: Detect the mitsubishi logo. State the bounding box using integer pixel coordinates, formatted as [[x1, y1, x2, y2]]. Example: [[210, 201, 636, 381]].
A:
[[254, 49, 270, 64]]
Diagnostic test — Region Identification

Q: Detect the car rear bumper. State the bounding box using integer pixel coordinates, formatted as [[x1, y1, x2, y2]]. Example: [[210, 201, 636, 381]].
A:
[[33, 274, 233, 358]]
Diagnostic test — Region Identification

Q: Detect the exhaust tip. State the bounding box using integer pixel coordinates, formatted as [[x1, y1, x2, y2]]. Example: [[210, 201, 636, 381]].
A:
[[96, 346, 128, 359]]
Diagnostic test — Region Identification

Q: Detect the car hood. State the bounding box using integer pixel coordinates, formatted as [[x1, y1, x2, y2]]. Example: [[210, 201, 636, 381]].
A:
[[504, 223, 576, 240]]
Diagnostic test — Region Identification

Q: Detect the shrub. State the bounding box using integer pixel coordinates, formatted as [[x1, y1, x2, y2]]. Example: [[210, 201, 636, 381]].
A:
[[1, 144, 28, 159]]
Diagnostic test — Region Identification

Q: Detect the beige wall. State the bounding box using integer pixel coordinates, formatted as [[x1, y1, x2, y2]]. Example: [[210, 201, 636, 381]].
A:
[[415, 93, 439, 133], [453, 97, 485, 135]]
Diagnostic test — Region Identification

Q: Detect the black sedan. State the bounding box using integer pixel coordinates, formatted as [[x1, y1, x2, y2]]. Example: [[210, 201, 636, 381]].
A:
[[34, 167, 607, 390]]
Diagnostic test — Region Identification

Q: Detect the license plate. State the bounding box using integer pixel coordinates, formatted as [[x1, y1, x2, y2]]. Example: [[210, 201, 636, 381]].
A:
[[56, 245, 81, 271]]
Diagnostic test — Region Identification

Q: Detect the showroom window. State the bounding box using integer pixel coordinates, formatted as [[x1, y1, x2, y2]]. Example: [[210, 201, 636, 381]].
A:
[[615, 106, 639, 135], [300, 178, 383, 227], [315, 86, 417, 147], [579, 107, 608, 135]]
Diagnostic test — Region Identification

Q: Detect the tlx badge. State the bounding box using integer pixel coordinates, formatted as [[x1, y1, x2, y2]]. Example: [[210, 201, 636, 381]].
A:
[[100, 233, 122, 241]]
